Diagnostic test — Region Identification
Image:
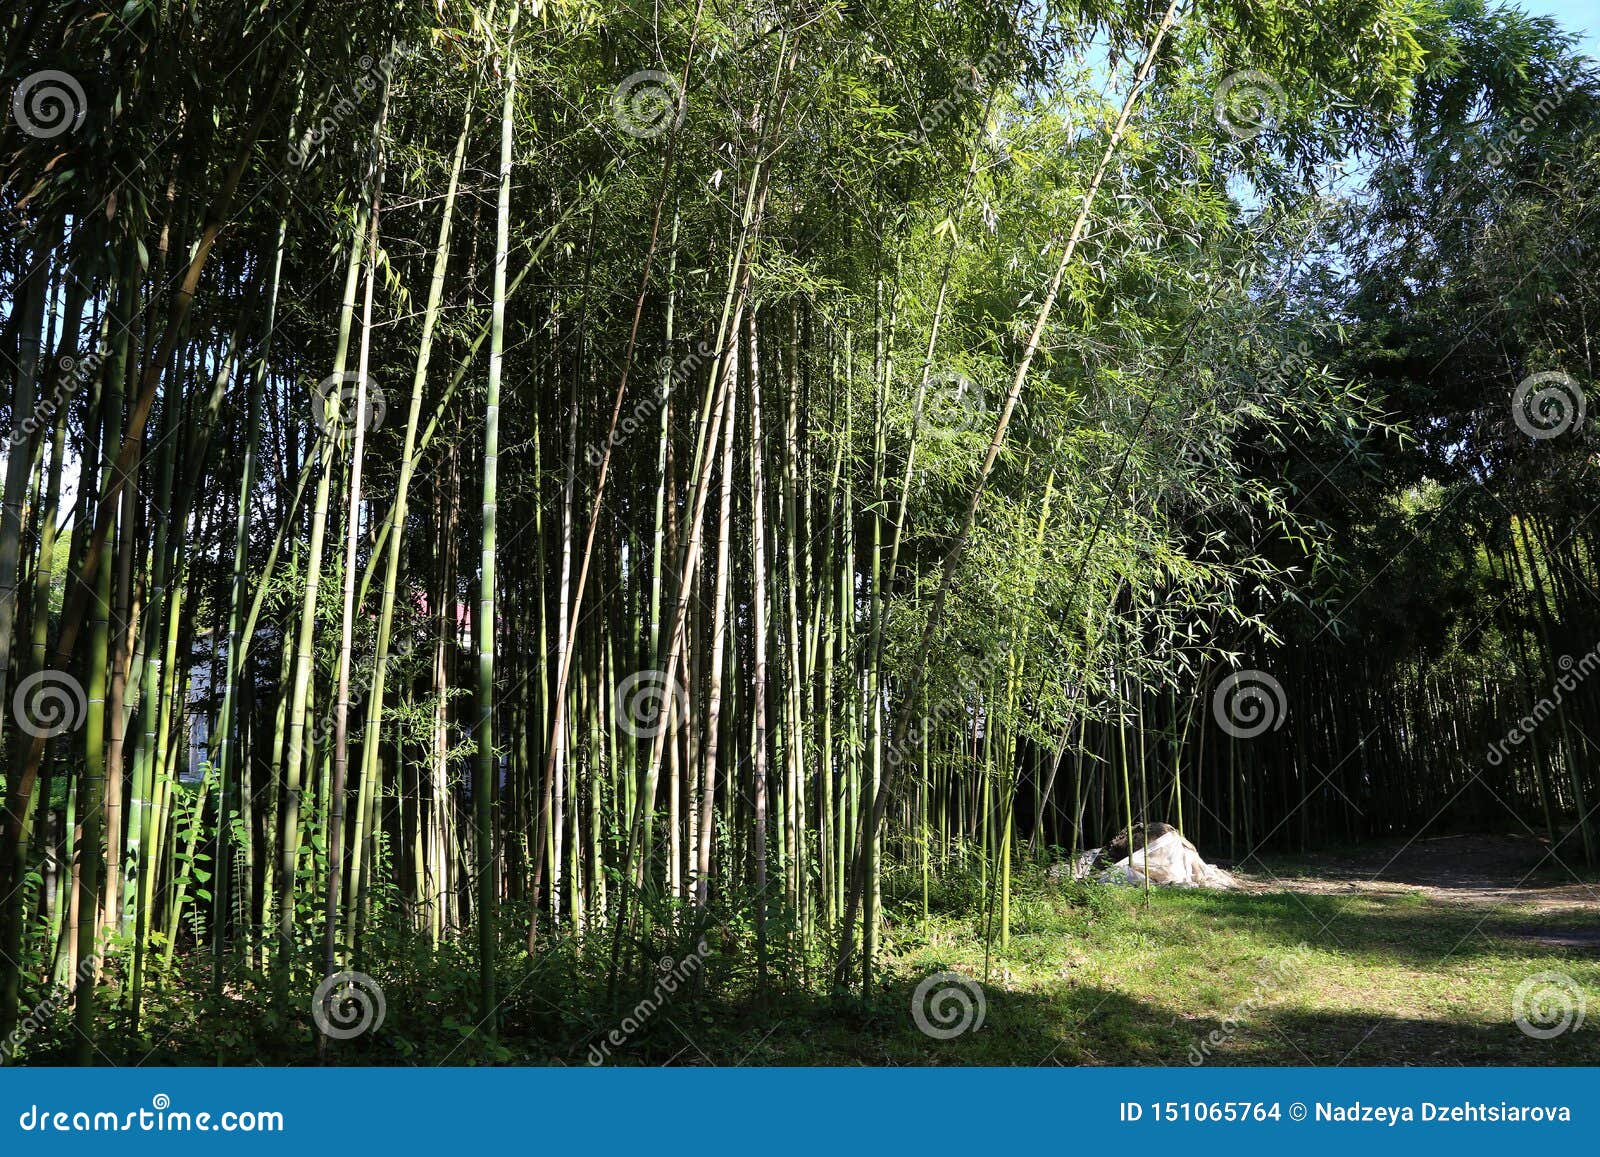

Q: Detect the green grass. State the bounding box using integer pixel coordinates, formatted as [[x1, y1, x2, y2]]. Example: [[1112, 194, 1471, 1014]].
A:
[[14, 863, 1598, 1065], [625, 871, 1600, 1066]]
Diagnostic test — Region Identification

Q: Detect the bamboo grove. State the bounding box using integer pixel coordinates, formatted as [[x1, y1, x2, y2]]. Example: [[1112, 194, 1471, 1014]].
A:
[[1, 0, 1597, 1061]]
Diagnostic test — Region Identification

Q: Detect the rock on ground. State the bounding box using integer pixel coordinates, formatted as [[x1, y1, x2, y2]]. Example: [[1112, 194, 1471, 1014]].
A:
[[1098, 830, 1236, 890]]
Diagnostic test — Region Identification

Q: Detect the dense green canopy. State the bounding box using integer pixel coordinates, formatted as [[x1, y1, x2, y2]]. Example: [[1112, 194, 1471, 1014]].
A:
[[0, 0, 1594, 1063]]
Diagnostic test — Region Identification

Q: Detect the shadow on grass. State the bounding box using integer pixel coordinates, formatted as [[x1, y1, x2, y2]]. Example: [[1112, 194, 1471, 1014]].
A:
[[526, 973, 1600, 1068], [1135, 887, 1600, 969], [21, 863, 1595, 1066], [22, 945, 1596, 1067]]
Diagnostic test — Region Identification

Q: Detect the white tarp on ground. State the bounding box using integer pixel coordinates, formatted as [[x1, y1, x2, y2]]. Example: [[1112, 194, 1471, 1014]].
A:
[[1101, 830, 1236, 890]]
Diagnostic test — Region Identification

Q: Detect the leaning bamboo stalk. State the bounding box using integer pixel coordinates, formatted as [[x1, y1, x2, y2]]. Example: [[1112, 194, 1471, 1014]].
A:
[[276, 206, 367, 987], [837, 0, 1184, 985], [350, 85, 476, 950], [326, 71, 390, 1015]]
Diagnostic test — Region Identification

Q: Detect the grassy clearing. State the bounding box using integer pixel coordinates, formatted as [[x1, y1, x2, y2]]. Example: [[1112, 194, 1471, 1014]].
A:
[[16, 858, 1597, 1066], [641, 869, 1600, 1067]]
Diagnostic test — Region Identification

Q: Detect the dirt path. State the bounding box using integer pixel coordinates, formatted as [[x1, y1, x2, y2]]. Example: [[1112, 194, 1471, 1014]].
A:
[[1238, 833, 1600, 918]]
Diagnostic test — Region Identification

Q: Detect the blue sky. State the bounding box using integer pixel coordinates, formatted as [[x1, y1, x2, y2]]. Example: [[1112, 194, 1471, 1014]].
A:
[[1523, 0, 1599, 57]]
